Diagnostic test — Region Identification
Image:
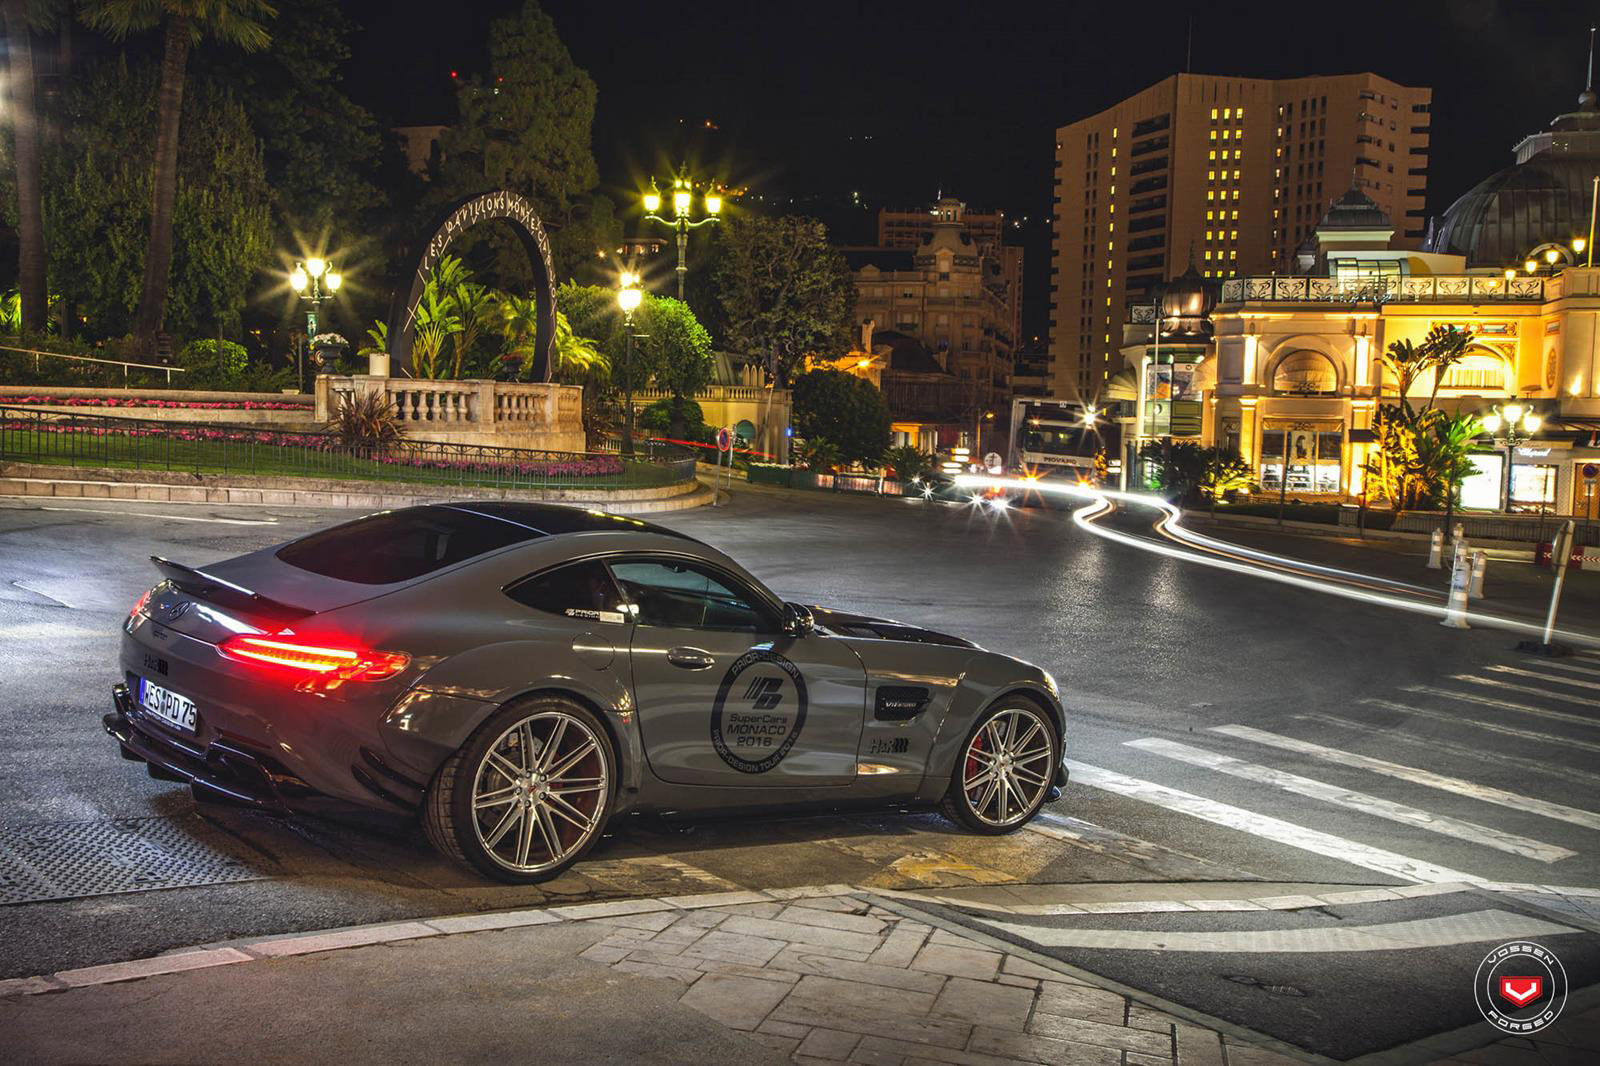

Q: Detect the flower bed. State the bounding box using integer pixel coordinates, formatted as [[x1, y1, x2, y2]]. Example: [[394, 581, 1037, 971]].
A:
[[4, 395, 307, 411], [1, 420, 627, 480]]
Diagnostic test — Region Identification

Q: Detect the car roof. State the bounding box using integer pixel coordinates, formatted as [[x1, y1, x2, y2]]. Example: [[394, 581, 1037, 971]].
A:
[[435, 501, 694, 541]]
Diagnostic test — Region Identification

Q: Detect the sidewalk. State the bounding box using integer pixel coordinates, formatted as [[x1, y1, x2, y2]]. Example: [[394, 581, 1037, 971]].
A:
[[0, 884, 1290, 1066], [1185, 513, 1600, 632], [4, 882, 1591, 1066]]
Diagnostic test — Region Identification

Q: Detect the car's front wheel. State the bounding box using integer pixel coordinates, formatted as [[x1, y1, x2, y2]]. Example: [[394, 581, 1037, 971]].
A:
[[424, 695, 614, 883], [940, 701, 1059, 834]]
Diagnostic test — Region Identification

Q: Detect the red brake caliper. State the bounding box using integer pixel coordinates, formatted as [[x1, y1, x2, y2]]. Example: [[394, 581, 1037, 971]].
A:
[[965, 732, 984, 786]]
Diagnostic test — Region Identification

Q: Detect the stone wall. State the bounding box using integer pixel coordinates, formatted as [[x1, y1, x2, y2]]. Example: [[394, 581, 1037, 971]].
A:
[[315, 375, 586, 453]]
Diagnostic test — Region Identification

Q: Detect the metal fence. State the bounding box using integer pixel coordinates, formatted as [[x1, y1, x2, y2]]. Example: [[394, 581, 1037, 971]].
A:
[[1356, 507, 1600, 547], [0, 405, 696, 493]]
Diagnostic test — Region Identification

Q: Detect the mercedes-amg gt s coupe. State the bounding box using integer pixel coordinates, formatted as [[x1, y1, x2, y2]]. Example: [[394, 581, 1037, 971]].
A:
[[108, 502, 1068, 882]]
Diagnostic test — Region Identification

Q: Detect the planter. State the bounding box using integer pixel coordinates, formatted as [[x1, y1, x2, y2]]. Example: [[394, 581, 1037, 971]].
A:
[[367, 353, 390, 378]]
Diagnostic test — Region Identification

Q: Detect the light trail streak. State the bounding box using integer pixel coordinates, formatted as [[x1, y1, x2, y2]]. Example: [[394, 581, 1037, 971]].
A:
[[953, 475, 1600, 649]]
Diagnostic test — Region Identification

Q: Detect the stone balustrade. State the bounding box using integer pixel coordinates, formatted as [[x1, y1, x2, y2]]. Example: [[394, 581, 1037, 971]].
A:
[[315, 375, 585, 452], [1216, 274, 1547, 305]]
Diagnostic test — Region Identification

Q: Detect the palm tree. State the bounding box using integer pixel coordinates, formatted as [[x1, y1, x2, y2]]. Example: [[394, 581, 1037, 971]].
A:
[[80, 1, 275, 353], [549, 308, 607, 384], [412, 284, 459, 380], [2, 0, 54, 334]]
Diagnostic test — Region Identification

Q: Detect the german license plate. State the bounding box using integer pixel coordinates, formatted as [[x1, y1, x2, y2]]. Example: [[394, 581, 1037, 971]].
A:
[[139, 677, 198, 733]]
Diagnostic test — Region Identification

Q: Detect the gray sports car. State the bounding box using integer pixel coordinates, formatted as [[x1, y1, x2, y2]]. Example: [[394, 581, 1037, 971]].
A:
[[107, 502, 1068, 883]]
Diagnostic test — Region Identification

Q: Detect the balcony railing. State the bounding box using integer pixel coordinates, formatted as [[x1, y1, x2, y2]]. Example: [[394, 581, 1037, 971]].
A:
[[1218, 275, 1546, 304]]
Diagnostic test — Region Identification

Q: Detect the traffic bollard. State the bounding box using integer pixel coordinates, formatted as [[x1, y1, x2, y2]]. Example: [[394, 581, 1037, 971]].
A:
[[1441, 551, 1471, 628], [1469, 550, 1486, 599], [1452, 522, 1464, 547], [1427, 529, 1442, 569]]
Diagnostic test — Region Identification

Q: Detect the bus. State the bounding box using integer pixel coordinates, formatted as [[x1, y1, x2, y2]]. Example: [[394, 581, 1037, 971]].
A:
[[1006, 397, 1121, 485]]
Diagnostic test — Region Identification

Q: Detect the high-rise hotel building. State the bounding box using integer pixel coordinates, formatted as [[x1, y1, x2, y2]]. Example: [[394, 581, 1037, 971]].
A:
[[1050, 72, 1432, 399]]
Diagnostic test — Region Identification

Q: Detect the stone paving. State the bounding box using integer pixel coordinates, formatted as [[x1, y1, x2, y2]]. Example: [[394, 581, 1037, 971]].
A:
[[576, 889, 1293, 1066]]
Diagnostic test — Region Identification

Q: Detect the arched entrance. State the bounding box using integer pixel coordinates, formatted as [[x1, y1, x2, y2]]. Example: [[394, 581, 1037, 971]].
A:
[[386, 190, 557, 380]]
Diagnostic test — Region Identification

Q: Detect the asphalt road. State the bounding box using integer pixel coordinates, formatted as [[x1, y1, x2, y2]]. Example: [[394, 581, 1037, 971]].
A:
[[2, 485, 1599, 1057]]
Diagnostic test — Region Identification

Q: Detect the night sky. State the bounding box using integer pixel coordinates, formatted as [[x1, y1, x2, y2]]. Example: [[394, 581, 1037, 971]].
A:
[[346, 0, 1600, 338]]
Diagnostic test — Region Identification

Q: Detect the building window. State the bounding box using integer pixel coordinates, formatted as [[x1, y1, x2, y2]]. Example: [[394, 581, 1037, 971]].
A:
[[1272, 351, 1338, 395]]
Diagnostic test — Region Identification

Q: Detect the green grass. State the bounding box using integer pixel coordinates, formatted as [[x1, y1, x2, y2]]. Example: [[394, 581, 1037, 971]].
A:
[[0, 425, 683, 492]]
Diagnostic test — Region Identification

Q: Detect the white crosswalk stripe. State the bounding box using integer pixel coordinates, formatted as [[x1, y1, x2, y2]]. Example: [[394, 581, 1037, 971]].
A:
[[1539, 660, 1600, 679], [1354, 699, 1600, 755], [1486, 664, 1600, 691], [1405, 684, 1600, 727], [1126, 737, 1576, 862], [1337, 706, 1600, 783], [1448, 673, 1600, 707], [1063, 760, 1482, 884], [1208, 725, 1600, 833]]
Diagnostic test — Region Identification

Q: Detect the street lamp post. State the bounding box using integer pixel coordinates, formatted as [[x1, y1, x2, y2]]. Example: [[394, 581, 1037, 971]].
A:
[[641, 170, 722, 301], [617, 272, 644, 457], [289, 258, 341, 390], [1480, 402, 1542, 513]]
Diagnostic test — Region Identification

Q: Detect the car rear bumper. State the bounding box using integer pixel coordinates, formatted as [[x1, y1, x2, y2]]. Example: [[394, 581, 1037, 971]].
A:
[[107, 682, 333, 815]]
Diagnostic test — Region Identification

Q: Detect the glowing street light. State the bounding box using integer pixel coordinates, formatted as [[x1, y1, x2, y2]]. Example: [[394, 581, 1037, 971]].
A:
[[617, 271, 645, 456], [641, 166, 723, 300], [1480, 402, 1542, 512], [288, 257, 341, 391]]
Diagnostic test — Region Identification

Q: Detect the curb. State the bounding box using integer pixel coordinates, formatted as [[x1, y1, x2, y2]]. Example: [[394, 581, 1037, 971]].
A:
[[0, 470, 715, 515], [0, 884, 855, 1000]]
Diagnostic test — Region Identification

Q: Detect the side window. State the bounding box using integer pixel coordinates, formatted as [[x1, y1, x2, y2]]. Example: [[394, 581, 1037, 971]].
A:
[[607, 559, 774, 632], [506, 561, 628, 624]]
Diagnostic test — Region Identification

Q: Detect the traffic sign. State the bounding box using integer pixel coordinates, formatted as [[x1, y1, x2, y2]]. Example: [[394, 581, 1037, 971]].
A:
[[1583, 463, 1598, 480], [716, 426, 733, 453], [984, 451, 1003, 474]]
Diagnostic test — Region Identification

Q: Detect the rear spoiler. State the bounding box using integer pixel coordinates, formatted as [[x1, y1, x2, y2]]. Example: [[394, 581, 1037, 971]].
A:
[[150, 556, 315, 626]]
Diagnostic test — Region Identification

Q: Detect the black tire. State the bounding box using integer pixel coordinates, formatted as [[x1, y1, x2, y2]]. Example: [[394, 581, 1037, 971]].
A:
[[424, 695, 615, 883], [940, 700, 1060, 835]]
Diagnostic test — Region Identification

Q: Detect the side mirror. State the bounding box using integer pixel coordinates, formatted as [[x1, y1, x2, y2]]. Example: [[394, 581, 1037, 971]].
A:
[[782, 602, 815, 637]]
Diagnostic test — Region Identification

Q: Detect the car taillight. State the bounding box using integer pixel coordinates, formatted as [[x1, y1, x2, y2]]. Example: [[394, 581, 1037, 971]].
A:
[[129, 586, 155, 620], [219, 634, 410, 682]]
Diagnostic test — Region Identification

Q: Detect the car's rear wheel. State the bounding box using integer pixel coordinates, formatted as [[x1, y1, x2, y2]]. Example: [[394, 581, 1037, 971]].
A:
[[424, 696, 613, 883], [940, 701, 1059, 834]]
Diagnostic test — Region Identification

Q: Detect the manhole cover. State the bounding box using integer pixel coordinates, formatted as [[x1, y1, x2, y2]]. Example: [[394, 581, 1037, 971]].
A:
[[0, 815, 267, 905]]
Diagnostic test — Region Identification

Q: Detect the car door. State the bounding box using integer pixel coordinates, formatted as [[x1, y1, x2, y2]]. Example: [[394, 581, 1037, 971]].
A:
[[610, 555, 867, 788]]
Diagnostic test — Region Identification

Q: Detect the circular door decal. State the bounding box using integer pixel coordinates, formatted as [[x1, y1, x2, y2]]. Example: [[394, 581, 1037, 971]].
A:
[[710, 649, 808, 773]]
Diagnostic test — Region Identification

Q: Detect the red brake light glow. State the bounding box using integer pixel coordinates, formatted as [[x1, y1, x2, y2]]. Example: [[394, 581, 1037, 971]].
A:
[[129, 586, 154, 620], [219, 635, 410, 682]]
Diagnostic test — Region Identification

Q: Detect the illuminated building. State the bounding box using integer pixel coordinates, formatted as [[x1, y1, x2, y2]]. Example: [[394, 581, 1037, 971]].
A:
[[1116, 183, 1600, 515], [849, 199, 1017, 406], [1050, 72, 1432, 404]]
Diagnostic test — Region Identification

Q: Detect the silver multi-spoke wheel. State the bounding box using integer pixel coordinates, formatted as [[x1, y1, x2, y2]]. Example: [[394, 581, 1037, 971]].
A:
[[468, 709, 610, 875], [950, 705, 1056, 831]]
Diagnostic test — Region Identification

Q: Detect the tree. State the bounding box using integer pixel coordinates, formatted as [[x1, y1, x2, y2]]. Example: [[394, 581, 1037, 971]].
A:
[[637, 295, 712, 437], [883, 443, 933, 480], [429, 1, 601, 285], [792, 369, 891, 468], [1365, 325, 1478, 510], [194, 0, 381, 253], [411, 282, 458, 380], [79, 0, 275, 352], [711, 215, 855, 385], [2, 0, 55, 334], [548, 308, 608, 384], [1137, 440, 1210, 502], [40, 61, 270, 341], [1196, 448, 1254, 511]]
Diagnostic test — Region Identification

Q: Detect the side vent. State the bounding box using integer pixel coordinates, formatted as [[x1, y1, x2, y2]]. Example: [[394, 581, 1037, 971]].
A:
[[874, 685, 931, 721]]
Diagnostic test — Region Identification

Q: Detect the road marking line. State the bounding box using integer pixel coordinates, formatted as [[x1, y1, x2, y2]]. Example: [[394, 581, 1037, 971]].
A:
[[1127, 737, 1576, 863], [1405, 684, 1600, 729], [1487, 664, 1600, 691], [1446, 675, 1600, 709], [1540, 660, 1600, 679], [37, 505, 278, 526], [967, 908, 1578, 954], [1209, 725, 1600, 833], [1331, 706, 1600, 780], [1062, 759, 1482, 884]]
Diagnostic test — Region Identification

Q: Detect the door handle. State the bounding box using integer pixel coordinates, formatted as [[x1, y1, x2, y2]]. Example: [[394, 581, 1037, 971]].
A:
[[666, 646, 716, 670]]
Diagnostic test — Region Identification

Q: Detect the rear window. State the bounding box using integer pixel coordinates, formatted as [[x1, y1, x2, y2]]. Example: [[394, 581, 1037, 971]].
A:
[[276, 508, 542, 585]]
